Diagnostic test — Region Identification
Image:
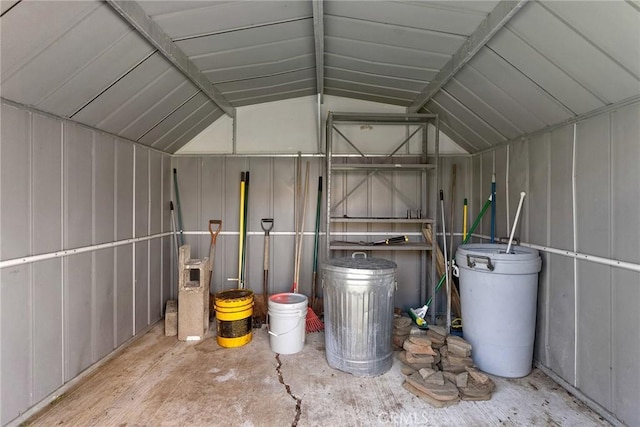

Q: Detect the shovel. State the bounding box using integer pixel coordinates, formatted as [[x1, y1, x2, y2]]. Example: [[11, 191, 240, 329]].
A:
[[260, 218, 274, 321]]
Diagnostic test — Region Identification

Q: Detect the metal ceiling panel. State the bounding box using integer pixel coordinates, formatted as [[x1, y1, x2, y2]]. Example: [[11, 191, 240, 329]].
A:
[[176, 19, 312, 56], [0, 1, 19, 15], [191, 37, 314, 73], [424, 100, 487, 152], [453, 65, 546, 134], [444, 77, 523, 139], [161, 108, 225, 153], [540, 1, 640, 80], [1, 1, 99, 78], [325, 68, 426, 93], [1, 3, 139, 108], [431, 90, 508, 145], [36, 30, 154, 118], [324, 15, 466, 55], [325, 53, 437, 82], [204, 54, 316, 84], [468, 47, 574, 125], [224, 79, 316, 102], [232, 88, 317, 107], [325, 36, 450, 70], [217, 68, 316, 93], [140, 1, 312, 40], [412, 1, 501, 15], [324, 79, 416, 103], [506, 1, 640, 104], [324, 87, 410, 107], [72, 53, 173, 126], [487, 28, 605, 115], [139, 93, 215, 148], [324, 1, 487, 36]]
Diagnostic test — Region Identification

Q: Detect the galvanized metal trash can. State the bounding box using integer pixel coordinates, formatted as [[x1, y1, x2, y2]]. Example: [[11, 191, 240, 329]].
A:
[[455, 243, 542, 378], [322, 253, 397, 377]]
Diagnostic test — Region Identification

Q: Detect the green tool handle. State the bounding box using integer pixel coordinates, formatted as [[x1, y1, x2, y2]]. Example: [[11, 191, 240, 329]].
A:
[[172, 169, 185, 247], [425, 194, 493, 309]]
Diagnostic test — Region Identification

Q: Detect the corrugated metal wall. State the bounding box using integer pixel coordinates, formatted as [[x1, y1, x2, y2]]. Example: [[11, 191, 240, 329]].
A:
[[0, 101, 173, 425], [172, 154, 472, 311], [469, 101, 640, 426]]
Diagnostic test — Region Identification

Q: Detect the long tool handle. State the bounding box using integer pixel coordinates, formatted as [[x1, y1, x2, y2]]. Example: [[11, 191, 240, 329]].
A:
[[238, 172, 246, 288], [506, 192, 526, 254], [311, 177, 322, 306], [263, 231, 270, 313], [440, 190, 451, 333], [241, 171, 250, 288], [424, 193, 493, 312], [293, 162, 310, 294], [463, 198, 468, 241], [173, 169, 185, 247], [208, 220, 222, 291], [170, 201, 179, 262], [490, 174, 496, 243]]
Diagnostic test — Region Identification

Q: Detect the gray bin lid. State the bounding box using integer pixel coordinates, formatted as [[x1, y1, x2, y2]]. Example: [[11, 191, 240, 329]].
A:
[[323, 255, 397, 275]]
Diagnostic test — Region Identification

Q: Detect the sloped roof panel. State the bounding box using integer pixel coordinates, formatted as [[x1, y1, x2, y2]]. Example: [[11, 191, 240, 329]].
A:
[[204, 54, 316, 84]]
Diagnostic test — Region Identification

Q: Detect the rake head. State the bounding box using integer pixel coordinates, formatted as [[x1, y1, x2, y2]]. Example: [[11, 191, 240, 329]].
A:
[[306, 307, 324, 333]]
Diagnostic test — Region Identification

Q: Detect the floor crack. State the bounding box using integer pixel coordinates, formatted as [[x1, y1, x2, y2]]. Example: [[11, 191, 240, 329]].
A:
[[275, 354, 302, 427]]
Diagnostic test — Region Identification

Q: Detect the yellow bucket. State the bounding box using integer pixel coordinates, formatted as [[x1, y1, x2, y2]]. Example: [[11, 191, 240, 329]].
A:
[[214, 289, 254, 348]]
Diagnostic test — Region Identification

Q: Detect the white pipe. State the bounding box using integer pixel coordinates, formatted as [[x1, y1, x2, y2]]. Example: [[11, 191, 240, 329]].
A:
[[506, 191, 526, 253]]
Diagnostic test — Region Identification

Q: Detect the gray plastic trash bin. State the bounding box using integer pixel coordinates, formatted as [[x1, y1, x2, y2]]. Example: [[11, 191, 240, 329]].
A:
[[455, 243, 542, 378]]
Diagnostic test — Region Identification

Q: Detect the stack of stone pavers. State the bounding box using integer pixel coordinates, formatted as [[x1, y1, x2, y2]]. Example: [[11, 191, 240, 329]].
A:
[[395, 321, 496, 407]]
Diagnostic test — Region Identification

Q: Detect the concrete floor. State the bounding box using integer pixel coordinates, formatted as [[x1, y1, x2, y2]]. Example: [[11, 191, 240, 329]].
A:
[[27, 322, 609, 427]]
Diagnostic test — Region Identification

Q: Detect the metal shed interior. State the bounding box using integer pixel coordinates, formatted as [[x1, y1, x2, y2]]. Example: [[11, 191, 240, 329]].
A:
[[0, 1, 639, 426]]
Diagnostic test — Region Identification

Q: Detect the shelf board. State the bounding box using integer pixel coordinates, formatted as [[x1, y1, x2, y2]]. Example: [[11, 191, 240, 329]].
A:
[[330, 217, 434, 224], [330, 163, 435, 171], [329, 242, 434, 251]]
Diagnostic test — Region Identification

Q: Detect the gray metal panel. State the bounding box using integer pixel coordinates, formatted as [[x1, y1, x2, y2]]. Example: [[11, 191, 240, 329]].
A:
[[162, 157, 173, 300], [232, 88, 318, 108], [432, 90, 507, 146], [454, 65, 544, 134], [325, 14, 465, 55], [487, 28, 604, 115], [31, 115, 62, 253], [193, 37, 314, 73], [270, 158, 296, 294], [0, 104, 31, 260], [1, 3, 135, 108], [507, 139, 528, 241], [73, 53, 173, 126], [467, 48, 574, 124], [116, 141, 133, 241], [575, 114, 612, 408], [144, 0, 312, 40], [100, 71, 199, 139], [176, 18, 313, 56], [324, 1, 486, 36], [149, 152, 162, 235], [1, 266, 31, 425], [217, 68, 316, 93], [200, 157, 224, 291], [37, 30, 154, 118], [161, 109, 225, 154], [547, 125, 575, 384], [135, 242, 148, 333], [506, 1, 640, 104], [149, 239, 162, 323], [64, 123, 93, 249], [541, 1, 640, 79], [324, 79, 415, 103], [325, 54, 438, 82], [325, 36, 449, 70], [0, 0, 19, 14], [494, 147, 508, 238], [64, 253, 92, 381], [611, 102, 640, 426], [444, 77, 522, 139], [325, 67, 426, 93], [0, 1, 99, 79], [94, 133, 115, 245], [174, 157, 200, 237], [135, 147, 149, 238], [204, 54, 315, 84], [32, 259, 63, 403], [138, 93, 211, 148], [425, 100, 488, 153], [115, 245, 133, 346], [93, 248, 115, 360]]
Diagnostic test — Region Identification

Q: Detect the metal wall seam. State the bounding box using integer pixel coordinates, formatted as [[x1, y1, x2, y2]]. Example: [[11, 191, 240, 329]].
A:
[[131, 146, 136, 337], [545, 133, 552, 364], [147, 150, 151, 326], [60, 120, 66, 386], [90, 130, 97, 367], [505, 145, 510, 232], [112, 137, 118, 351], [28, 111, 34, 407], [571, 122, 578, 387]]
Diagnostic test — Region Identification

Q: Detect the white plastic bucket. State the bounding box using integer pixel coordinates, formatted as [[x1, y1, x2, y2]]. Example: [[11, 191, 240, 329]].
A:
[[455, 243, 542, 378], [268, 293, 308, 354]]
